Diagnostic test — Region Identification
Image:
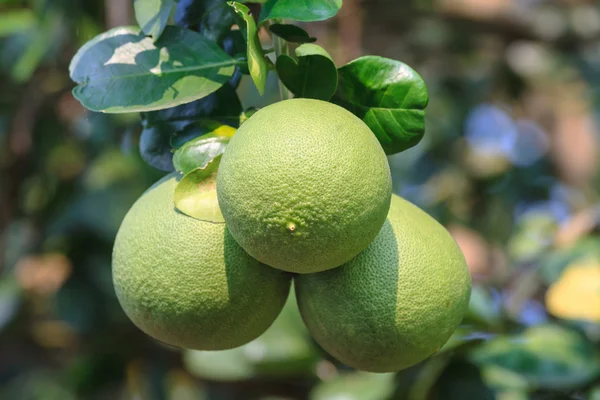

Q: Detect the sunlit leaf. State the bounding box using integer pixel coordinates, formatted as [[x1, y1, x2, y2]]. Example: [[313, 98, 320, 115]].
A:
[[260, 0, 342, 23], [229, 2, 268, 95], [173, 122, 235, 174], [134, 0, 174, 41], [333, 56, 429, 155], [174, 156, 223, 222], [69, 26, 241, 113], [276, 43, 337, 101], [269, 23, 316, 43]]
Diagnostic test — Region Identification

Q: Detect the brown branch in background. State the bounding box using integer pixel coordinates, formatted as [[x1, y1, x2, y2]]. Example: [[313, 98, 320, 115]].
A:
[[106, 0, 133, 28], [337, 0, 363, 64]]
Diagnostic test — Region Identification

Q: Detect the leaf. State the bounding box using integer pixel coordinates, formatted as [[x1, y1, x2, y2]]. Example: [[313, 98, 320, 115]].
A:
[[333, 56, 429, 155], [134, 0, 174, 41], [174, 156, 224, 222], [11, 10, 61, 82], [545, 260, 600, 323], [269, 23, 316, 43], [465, 285, 503, 329], [69, 26, 240, 113], [0, 277, 21, 331], [310, 372, 396, 400], [142, 82, 242, 133], [173, 122, 236, 174], [239, 107, 259, 125], [139, 126, 175, 172], [259, 0, 342, 23], [184, 289, 319, 380], [229, 2, 268, 95], [470, 324, 600, 390], [174, 0, 205, 28], [276, 43, 337, 101], [201, 0, 238, 42], [0, 9, 36, 37]]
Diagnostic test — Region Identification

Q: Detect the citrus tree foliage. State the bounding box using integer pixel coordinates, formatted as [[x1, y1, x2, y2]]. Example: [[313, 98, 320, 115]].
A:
[[69, 0, 429, 218]]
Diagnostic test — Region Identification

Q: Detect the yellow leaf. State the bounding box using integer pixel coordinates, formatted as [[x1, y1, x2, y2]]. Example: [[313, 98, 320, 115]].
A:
[[546, 260, 600, 323]]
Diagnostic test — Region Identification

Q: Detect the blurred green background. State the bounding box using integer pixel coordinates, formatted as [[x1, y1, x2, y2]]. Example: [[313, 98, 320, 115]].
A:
[[1, 0, 600, 399]]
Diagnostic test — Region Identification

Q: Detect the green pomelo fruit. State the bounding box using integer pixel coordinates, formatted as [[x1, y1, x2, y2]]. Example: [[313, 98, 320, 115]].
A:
[[112, 173, 292, 350], [295, 194, 471, 372], [217, 98, 392, 274]]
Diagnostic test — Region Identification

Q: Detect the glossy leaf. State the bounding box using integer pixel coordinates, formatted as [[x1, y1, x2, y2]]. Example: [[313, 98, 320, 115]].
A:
[[259, 0, 342, 23], [134, 0, 174, 41], [269, 23, 316, 43], [173, 122, 236, 174], [333, 56, 429, 154], [174, 156, 224, 222], [470, 324, 600, 390], [276, 44, 337, 101], [229, 2, 268, 95], [69, 26, 240, 113], [139, 125, 175, 172]]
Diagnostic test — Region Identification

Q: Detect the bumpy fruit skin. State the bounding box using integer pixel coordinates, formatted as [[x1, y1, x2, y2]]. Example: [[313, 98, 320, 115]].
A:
[[217, 98, 392, 274], [295, 195, 471, 372], [112, 173, 291, 350]]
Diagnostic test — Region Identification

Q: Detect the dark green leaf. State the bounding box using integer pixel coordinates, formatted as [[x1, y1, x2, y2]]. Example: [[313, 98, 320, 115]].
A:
[[259, 0, 342, 23], [134, 0, 174, 41], [229, 2, 268, 95], [174, 0, 205, 28], [470, 324, 600, 390], [69, 26, 240, 113], [142, 82, 242, 135], [174, 156, 224, 222], [333, 56, 429, 154], [201, 0, 237, 42], [139, 126, 175, 172], [276, 44, 337, 101], [175, 0, 239, 46], [269, 23, 316, 43], [173, 122, 235, 174]]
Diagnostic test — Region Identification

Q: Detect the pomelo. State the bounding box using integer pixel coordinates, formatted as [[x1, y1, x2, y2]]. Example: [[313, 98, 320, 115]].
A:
[[217, 98, 392, 274], [295, 194, 471, 372], [112, 173, 291, 350]]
